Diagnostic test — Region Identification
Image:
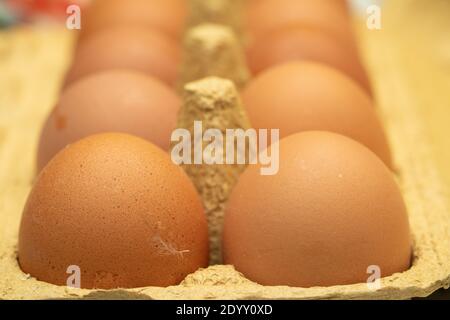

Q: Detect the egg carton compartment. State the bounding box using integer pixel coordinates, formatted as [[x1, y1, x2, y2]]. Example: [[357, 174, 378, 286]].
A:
[[1, 0, 450, 300]]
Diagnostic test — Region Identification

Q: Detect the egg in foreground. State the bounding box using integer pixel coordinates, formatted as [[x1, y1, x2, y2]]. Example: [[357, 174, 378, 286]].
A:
[[223, 131, 412, 287], [38, 70, 180, 172], [20, 133, 209, 289]]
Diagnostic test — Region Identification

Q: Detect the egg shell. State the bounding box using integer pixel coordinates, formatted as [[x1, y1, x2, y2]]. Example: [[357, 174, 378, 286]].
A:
[[20, 133, 209, 289], [246, 25, 372, 95], [241, 61, 392, 168], [245, 0, 357, 51], [79, 0, 187, 41], [65, 26, 180, 86], [223, 131, 412, 287], [38, 70, 180, 172]]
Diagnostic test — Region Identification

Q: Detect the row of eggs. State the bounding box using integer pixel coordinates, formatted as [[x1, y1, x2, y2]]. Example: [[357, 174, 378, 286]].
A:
[[18, 0, 412, 290]]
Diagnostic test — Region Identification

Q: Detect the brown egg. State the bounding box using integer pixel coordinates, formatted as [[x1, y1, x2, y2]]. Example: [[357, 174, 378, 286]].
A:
[[19, 133, 209, 289], [246, 25, 372, 95], [79, 0, 187, 41], [245, 0, 356, 50], [66, 26, 180, 86], [337, 0, 350, 14], [38, 70, 180, 172], [241, 61, 392, 168], [223, 131, 412, 287]]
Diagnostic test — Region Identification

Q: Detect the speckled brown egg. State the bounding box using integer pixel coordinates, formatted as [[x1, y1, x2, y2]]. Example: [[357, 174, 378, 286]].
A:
[[37, 70, 180, 172], [241, 61, 392, 168], [79, 0, 187, 41], [246, 25, 372, 95], [19, 133, 209, 289], [66, 26, 180, 86], [223, 131, 412, 287]]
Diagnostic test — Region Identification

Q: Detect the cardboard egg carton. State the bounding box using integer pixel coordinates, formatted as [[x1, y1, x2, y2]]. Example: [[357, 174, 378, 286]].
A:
[[1, 0, 450, 300]]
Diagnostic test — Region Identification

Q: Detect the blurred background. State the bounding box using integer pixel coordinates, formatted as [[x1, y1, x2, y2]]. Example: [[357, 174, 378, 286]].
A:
[[0, 0, 449, 299], [0, 0, 88, 26]]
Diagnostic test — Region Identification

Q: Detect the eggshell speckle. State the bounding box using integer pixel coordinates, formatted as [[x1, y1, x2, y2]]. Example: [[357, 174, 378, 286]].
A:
[[223, 131, 411, 287], [20, 133, 209, 289], [241, 61, 392, 168], [38, 70, 180, 172], [66, 26, 180, 86]]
